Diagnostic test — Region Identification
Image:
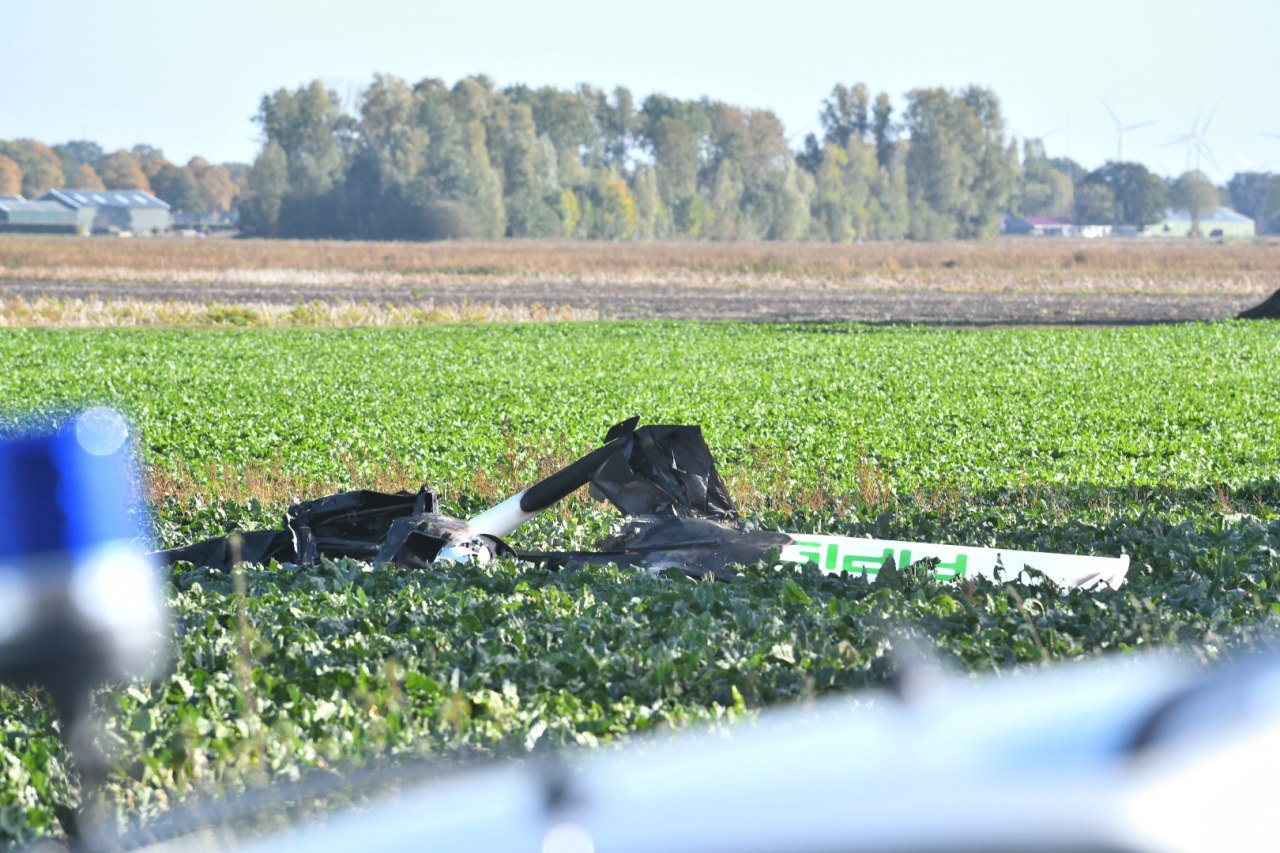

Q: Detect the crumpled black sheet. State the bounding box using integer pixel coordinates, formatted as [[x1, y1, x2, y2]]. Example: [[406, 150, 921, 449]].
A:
[[157, 420, 792, 580], [156, 486, 498, 570], [586, 423, 739, 522]]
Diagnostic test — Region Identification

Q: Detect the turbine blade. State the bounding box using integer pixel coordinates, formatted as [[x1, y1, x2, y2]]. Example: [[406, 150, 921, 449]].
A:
[[1201, 103, 1219, 135], [1099, 98, 1122, 127], [1191, 101, 1205, 134], [1199, 141, 1219, 171], [1122, 120, 1158, 132]]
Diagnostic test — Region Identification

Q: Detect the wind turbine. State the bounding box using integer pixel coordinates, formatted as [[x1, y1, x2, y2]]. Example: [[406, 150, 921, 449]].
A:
[[1161, 103, 1219, 172], [1099, 99, 1156, 161]]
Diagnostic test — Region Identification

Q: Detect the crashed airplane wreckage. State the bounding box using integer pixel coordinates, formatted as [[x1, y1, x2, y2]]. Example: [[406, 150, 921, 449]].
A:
[[159, 418, 1130, 589]]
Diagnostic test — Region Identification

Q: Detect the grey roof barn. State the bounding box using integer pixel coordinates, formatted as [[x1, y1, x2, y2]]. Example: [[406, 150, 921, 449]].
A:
[[0, 196, 81, 232], [37, 188, 172, 234]]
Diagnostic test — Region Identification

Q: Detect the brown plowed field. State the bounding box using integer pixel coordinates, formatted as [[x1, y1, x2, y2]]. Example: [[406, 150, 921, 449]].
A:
[[2, 235, 1276, 325]]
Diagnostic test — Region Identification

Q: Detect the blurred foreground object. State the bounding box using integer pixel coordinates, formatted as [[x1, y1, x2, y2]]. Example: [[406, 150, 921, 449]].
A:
[[216, 648, 1280, 853], [0, 408, 167, 837]]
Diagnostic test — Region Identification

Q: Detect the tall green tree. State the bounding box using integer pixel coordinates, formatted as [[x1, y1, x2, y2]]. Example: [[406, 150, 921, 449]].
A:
[[508, 84, 595, 176], [631, 164, 663, 238], [872, 92, 896, 170], [767, 158, 813, 240], [587, 85, 635, 167], [359, 73, 429, 188], [414, 78, 471, 201], [1019, 139, 1074, 218], [639, 94, 711, 210], [866, 159, 909, 240], [1169, 170, 1219, 235], [820, 83, 870, 148], [902, 86, 1018, 239], [1078, 162, 1167, 227], [1074, 182, 1116, 225], [150, 162, 205, 216], [648, 115, 701, 217], [1227, 171, 1280, 234], [239, 141, 289, 235], [811, 142, 853, 241], [51, 141, 103, 186], [463, 121, 505, 238], [256, 81, 350, 199]]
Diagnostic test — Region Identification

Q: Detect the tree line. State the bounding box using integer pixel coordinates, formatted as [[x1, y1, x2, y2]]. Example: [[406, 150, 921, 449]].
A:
[[4, 75, 1279, 239], [0, 139, 241, 221]]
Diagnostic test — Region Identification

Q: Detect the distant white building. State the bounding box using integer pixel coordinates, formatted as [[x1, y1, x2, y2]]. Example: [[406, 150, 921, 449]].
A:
[[1003, 216, 1112, 239], [1144, 207, 1255, 238], [1005, 215, 1075, 236]]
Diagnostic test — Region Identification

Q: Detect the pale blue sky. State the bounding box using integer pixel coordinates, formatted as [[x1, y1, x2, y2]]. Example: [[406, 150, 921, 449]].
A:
[[4, 0, 1277, 183]]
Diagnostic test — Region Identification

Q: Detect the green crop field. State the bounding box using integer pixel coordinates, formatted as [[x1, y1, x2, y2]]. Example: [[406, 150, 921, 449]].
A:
[[2, 320, 1280, 845]]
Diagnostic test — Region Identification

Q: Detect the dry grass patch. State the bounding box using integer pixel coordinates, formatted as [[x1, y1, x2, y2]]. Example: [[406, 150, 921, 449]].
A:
[[0, 295, 600, 327], [2, 235, 1277, 294]]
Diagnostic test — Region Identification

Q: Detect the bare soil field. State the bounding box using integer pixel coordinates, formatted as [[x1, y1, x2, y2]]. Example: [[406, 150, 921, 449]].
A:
[[2, 235, 1277, 325]]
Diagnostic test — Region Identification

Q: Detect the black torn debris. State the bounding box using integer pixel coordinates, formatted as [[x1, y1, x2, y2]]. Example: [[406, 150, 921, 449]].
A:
[[155, 419, 793, 580]]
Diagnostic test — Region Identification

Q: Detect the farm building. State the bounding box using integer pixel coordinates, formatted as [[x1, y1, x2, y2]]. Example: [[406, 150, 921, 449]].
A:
[[1005, 215, 1076, 236], [37, 188, 171, 234], [1002, 216, 1112, 238], [0, 196, 81, 233], [1144, 207, 1255, 238]]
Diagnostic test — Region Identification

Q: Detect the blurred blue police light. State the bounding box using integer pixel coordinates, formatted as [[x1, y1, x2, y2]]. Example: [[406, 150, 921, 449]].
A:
[[0, 407, 167, 684]]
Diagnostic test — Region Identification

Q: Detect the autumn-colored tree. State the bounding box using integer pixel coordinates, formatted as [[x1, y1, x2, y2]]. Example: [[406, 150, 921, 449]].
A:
[[591, 169, 638, 239], [139, 153, 171, 184], [68, 163, 106, 190], [97, 150, 152, 191], [0, 155, 21, 195], [557, 188, 581, 236], [0, 140, 65, 196], [187, 157, 238, 214]]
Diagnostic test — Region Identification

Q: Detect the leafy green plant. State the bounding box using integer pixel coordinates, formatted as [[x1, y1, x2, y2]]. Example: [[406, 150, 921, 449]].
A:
[[1, 319, 1278, 845]]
